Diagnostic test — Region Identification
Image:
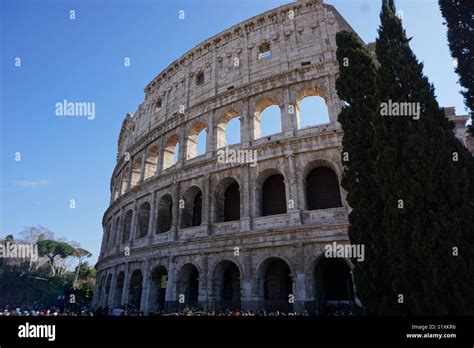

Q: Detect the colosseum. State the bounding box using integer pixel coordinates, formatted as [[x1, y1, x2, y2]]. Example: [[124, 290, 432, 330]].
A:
[[93, 0, 473, 314]]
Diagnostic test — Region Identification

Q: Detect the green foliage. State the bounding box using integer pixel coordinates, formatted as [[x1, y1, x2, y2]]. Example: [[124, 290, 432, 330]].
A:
[[336, 30, 392, 314], [439, 0, 474, 134], [336, 0, 474, 315]]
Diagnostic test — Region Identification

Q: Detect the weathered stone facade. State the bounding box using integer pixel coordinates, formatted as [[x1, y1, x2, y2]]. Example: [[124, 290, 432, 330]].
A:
[[93, 0, 473, 314]]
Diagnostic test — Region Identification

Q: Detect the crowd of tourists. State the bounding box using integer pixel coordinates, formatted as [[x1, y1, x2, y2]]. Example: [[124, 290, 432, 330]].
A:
[[1, 303, 353, 317]]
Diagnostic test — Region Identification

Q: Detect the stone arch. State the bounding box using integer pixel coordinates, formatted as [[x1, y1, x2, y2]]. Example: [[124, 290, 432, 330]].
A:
[[137, 202, 151, 238], [257, 257, 294, 312], [177, 263, 200, 308], [130, 156, 142, 187], [216, 111, 241, 148], [121, 164, 130, 194], [214, 177, 240, 223], [163, 134, 180, 170], [255, 169, 287, 217], [129, 269, 143, 310], [186, 121, 207, 159], [180, 185, 203, 229], [303, 160, 342, 210], [313, 257, 355, 313], [296, 92, 330, 128], [253, 97, 283, 139], [149, 265, 168, 312], [144, 145, 159, 180], [212, 260, 242, 310], [122, 209, 133, 243], [156, 194, 173, 233], [114, 271, 125, 307]]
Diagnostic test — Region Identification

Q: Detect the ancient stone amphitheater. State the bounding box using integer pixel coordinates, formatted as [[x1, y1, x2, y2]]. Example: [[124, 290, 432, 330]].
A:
[[93, 0, 472, 314]]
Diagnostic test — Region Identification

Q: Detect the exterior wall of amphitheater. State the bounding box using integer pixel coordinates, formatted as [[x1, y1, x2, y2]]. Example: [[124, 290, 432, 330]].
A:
[[93, 0, 472, 313]]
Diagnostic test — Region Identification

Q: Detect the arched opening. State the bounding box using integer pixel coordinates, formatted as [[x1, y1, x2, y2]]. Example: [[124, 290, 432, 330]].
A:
[[259, 258, 293, 312], [105, 274, 112, 307], [103, 224, 111, 250], [122, 210, 133, 243], [163, 135, 180, 170], [254, 102, 282, 139], [113, 272, 125, 307], [261, 174, 287, 216], [216, 112, 241, 148], [297, 95, 329, 128], [215, 178, 240, 223], [121, 165, 130, 194], [156, 194, 173, 234], [187, 121, 207, 159], [306, 167, 342, 210], [129, 270, 143, 310], [131, 157, 142, 187], [97, 277, 104, 307], [213, 261, 241, 310], [113, 176, 121, 200], [149, 266, 168, 312], [177, 264, 200, 308], [181, 186, 202, 229], [144, 145, 159, 180], [314, 258, 354, 313], [137, 202, 151, 238]]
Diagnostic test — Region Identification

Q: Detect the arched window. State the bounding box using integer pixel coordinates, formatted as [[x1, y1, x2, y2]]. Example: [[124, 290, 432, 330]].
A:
[[297, 95, 329, 128], [137, 202, 151, 238], [122, 210, 133, 243], [129, 270, 143, 310], [131, 157, 142, 187], [144, 145, 159, 180], [261, 174, 287, 216], [156, 194, 173, 234], [121, 165, 130, 194], [150, 266, 168, 311], [114, 272, 125, 307], [255, 104, 282, 139], [306, 167, 342, 210], [163, 135, 179, 170], [181, 186, 203, 229], [177, 264, 199, 307], [259, 258, 293, 312], [216, 112, 241, 148], [187, 122, 207, 159], [215, 178, 240, 223], [212, 261, 241, 310]]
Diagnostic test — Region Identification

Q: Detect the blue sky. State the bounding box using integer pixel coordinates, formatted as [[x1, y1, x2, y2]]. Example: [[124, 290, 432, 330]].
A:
[[0, 0, 466, 264]]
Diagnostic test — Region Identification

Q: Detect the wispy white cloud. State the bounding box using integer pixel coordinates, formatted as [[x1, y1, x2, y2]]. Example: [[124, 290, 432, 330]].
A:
[[11, 180, 49, 188]]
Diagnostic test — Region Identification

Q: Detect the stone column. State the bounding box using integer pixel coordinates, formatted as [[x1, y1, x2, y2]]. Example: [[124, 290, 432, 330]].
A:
[[130, 200, 139, 244], [148, 191, 157, 244], [241, 252, 255, 311], [171, 182, 181, 241], [240, 166, 251, 231], [156, 136, 165, 177], [165, 257, 177, 311], [286, 152, 302, 225], [139, 151, 147, 182], [121, 264, 130, 306], [199, 255, 209, 309], [140, 260, 151, 313], [126, 159, 133, 191], [281, 86, 295, 136], [108, 271, 117, 308], [241, 98, 252, 148], [203, 174, 211, 233]]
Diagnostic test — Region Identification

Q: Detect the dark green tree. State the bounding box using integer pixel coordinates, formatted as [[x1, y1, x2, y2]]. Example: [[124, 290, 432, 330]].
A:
[[438, 0, 474, 134], [335, 31, 392, 314], [373, 0, 474, 314]]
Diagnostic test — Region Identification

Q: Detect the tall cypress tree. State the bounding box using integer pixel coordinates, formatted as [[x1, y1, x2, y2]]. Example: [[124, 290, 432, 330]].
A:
[[438, 0, 474, 135], [335, 31, 393, 314], [374, 0, 474, 314]]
